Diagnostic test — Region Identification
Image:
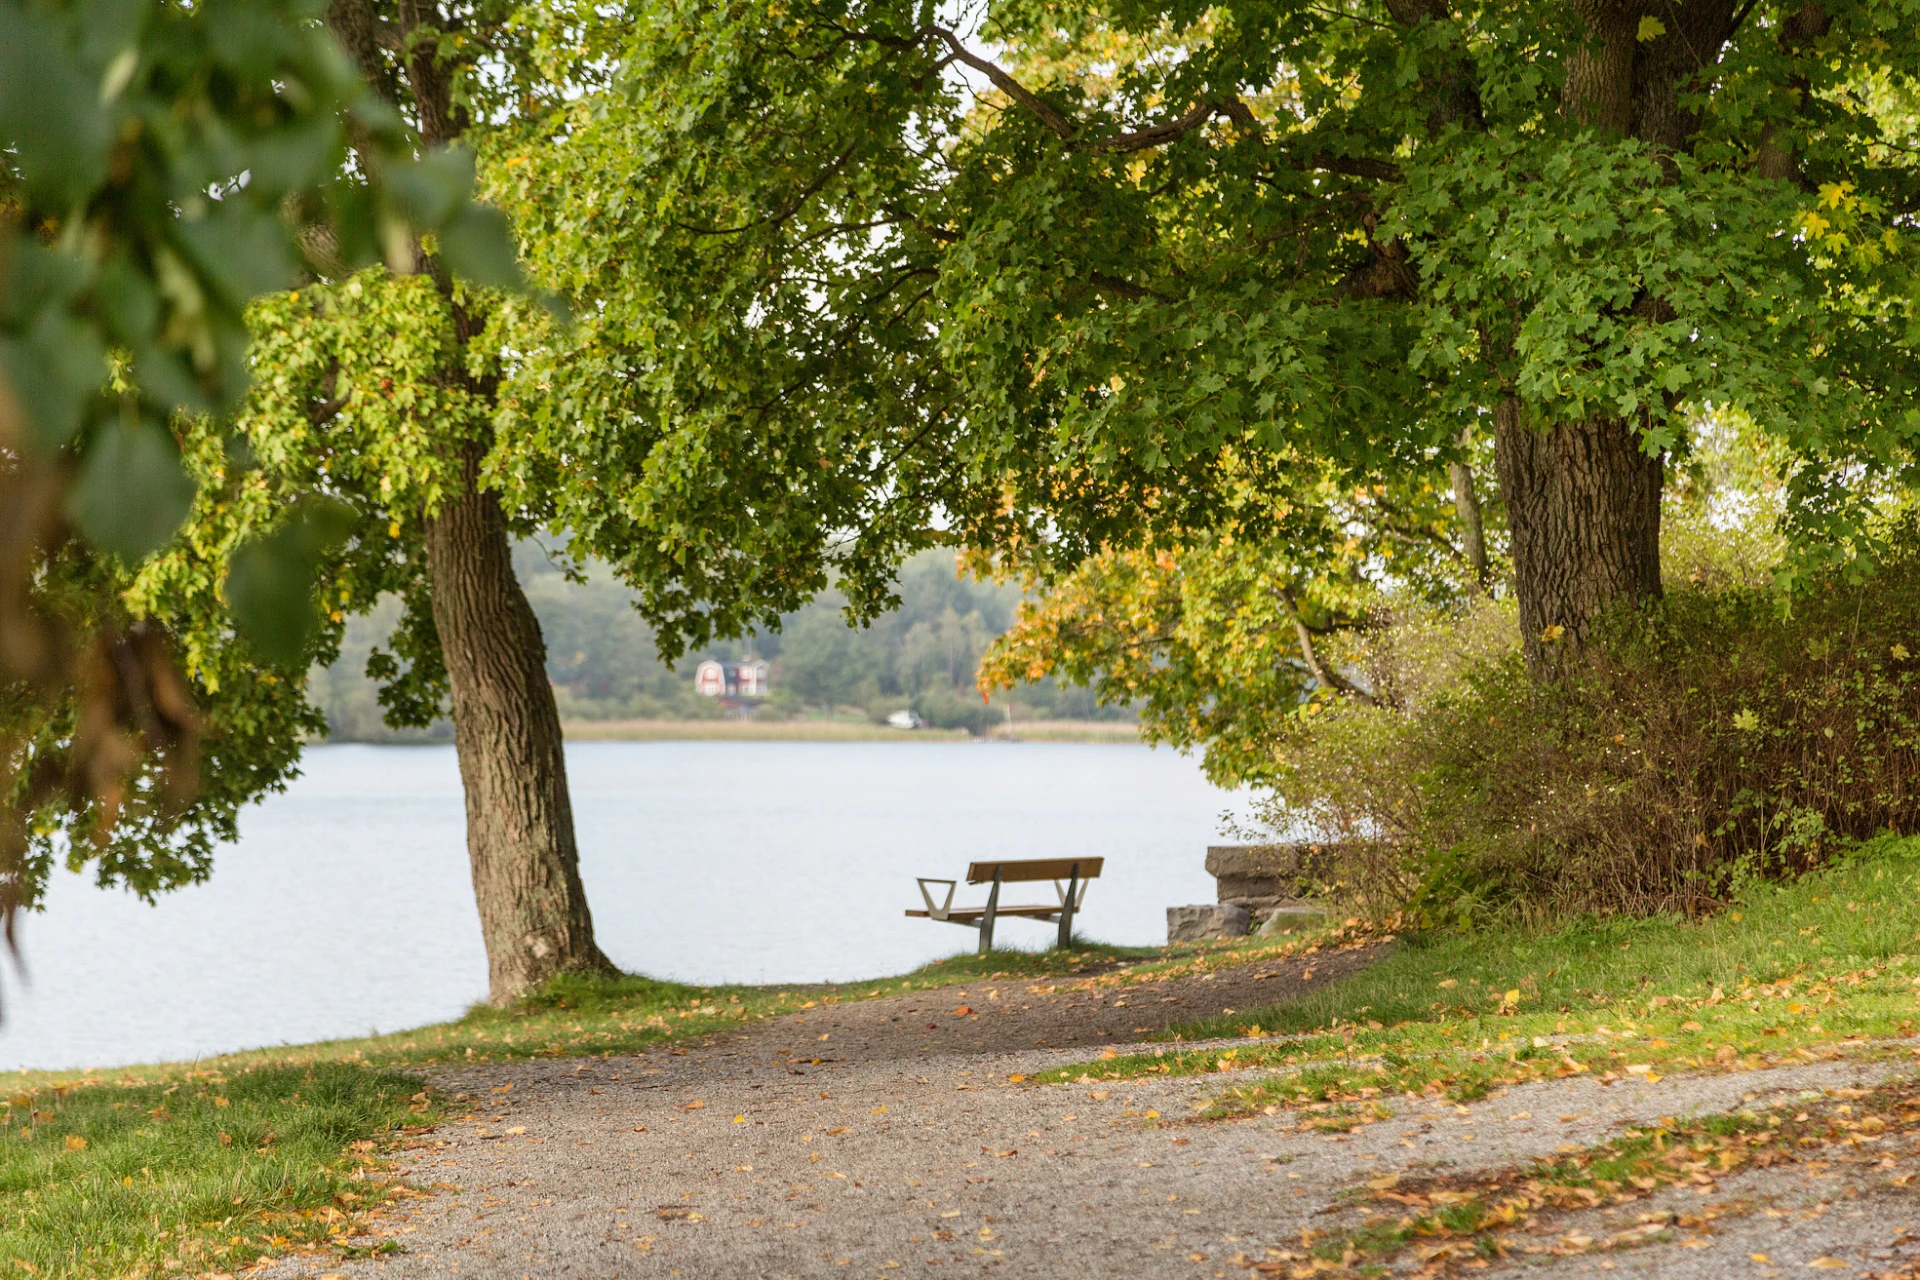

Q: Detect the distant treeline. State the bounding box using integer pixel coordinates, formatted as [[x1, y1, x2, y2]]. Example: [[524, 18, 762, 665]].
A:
[[310, 547, 1125, 741]]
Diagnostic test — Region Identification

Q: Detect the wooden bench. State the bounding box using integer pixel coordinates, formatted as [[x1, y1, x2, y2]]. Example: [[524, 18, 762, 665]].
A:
[[906, 858, 1103, 953]]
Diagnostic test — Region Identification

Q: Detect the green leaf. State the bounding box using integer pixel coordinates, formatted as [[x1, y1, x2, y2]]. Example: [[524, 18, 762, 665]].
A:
[[1636, 15, 1666, 41], [0, 308, 106, 451], [93, 253, 162, 346], [226, 498, 357, 668], [386, 147, 476, 231], [245, 113, 342, 197], [66, 418, 198, 561], [0, 4, 111, 208], [174, 204, 300, 310], [438, 204, 526, 290]]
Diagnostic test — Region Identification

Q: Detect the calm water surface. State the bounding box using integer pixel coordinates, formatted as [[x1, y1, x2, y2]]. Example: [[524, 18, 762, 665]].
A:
[[0, 741, 1245, 1071]]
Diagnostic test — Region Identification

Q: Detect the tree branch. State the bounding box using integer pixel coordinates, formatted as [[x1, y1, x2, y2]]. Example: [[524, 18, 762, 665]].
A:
[[1279, 587, 1378, 705], [925, 26, 1074, 140], [924, 27, 1256, 155]]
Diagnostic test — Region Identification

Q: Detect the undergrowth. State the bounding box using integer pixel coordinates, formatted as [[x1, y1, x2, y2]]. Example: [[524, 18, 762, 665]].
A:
[[1267, 528, 1920, 921]]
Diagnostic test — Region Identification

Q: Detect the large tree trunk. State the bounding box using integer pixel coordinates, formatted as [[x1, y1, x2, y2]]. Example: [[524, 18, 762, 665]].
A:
[[427, 446, 615, 1004], [1493, 399, 1663, 675], [325, 0, 616, 1005]]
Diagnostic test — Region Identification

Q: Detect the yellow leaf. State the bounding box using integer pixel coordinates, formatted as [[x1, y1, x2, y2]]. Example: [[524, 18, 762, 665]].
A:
[[1541, 624, 1566, 643], [64, 1135, 86, 1152], [1008, 1074, 1025, 1083], [1751, 1254, 1770, 1264], [505, 1125, 526, 1135], [1893, 643, 1910, 662], [1636, 14, 1665, 39], [733, 1115, 747, 1124], [1505, 989, 1521, 1005], [1367, 1174, 1400, 1190], [1808, 1260, 1849, 1270]]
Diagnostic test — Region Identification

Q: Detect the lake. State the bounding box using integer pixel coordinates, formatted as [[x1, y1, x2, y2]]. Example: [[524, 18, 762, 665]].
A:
[[0, 741, 1249, 1072]]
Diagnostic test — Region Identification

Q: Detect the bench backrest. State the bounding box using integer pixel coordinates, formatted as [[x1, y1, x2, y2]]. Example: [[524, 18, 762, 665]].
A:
[[966, 857, 1104, 885]]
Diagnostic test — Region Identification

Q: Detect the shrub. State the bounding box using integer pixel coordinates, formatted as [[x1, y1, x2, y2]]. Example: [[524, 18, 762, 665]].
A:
[[1264, 547, 1920, 924]]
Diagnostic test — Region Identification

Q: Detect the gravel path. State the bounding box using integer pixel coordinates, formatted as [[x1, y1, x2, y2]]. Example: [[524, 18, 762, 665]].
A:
[[265, 948, 1920, 1279]]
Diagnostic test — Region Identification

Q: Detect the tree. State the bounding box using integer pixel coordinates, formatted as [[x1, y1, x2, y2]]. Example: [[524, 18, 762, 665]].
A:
[[778, 611, 880, 714], [977, 462, 1480, 783], [587, 0, 1918, 679], [0, 0, 514, 932], [172, 0, 623, 1005]]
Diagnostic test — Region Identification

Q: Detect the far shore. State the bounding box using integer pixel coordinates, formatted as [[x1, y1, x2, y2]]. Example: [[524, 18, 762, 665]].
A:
[[558, 717, 1141, 743]]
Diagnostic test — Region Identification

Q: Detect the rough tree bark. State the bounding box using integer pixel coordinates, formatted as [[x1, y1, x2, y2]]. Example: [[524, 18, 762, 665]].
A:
[[327, 0, 615, 1002], [1492, 399, 1663, 673], [427, 446, 614, 1001]]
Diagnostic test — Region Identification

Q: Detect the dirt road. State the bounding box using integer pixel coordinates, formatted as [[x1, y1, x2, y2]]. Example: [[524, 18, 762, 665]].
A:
[[266, 948, 1920, 1279]]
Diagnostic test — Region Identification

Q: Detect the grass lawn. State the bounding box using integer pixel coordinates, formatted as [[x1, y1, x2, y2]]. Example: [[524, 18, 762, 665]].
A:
[[1041, 834, 1920, 1119], [0, 1063, 436, 1278]]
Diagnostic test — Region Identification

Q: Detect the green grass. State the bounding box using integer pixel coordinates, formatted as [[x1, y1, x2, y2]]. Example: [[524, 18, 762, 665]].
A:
[[0, 1063, 435, 1279], [1041, 834, 1920, 1110]]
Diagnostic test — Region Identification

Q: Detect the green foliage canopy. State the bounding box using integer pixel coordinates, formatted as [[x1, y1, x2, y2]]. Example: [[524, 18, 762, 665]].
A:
[[569, 0, 1918, 588]]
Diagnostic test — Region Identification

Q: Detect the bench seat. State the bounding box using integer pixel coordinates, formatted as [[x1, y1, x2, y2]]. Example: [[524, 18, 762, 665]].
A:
[[904, 904, 1063, 922]]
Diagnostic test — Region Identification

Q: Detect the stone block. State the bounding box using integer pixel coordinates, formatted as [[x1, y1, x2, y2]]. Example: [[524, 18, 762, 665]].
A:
[[1205, 844, 1311, 881], [1166, 903, 1251, 944], [1256, 903, 1328, 934]]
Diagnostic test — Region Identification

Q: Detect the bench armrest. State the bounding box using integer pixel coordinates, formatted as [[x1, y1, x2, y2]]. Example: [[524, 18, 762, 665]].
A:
[[916, 878, 958, 920]]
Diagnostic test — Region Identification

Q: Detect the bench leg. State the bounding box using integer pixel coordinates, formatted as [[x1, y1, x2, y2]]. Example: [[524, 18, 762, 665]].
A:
[[1056, 863, 1080, 949], [978, 871, 1002, 954]]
